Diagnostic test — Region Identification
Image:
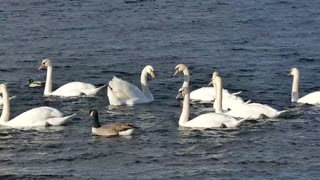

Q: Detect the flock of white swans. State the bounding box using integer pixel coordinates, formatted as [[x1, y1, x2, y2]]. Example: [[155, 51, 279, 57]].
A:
[[0, 59, 319, 137]]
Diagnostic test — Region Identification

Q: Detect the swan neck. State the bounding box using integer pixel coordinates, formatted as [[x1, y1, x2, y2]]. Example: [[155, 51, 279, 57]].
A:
[[44, 65, 53, 96], [140, 70, 153, 99], [182, 68, 190, 87], [214, 78, 223, 113], [179, 91, 190, 126], [0, 86, 10, 123], [292, 72, 299, 102]]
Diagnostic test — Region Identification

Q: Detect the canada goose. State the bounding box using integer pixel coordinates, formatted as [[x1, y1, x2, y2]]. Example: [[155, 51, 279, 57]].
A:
[[89, 110, 136, 137]]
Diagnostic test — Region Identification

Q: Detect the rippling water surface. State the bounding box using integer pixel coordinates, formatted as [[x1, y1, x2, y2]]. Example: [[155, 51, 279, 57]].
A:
[[1, 0, 320, 179]]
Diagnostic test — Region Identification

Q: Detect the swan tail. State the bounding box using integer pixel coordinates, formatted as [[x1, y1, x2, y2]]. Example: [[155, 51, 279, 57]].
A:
[[244, 100, 251, 104], [277, 110, 288, 117], [236, 116, 251, 127], [232, 91, 242, 95], [9, 96, 16, 100], [86, 84, 107, 96], [46, 113, 76, 126]]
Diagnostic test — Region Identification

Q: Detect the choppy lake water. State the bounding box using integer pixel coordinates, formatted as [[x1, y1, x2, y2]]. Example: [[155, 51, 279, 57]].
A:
[[1, 0, 320, 179]]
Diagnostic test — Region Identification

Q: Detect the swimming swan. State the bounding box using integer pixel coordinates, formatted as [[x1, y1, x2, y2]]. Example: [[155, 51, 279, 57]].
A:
[[0, 84, 75, 128], [39, 58, 106, 97], [89, 110, 136, 136], [107, 65, 155, 106], [289, 67, 320, 105]]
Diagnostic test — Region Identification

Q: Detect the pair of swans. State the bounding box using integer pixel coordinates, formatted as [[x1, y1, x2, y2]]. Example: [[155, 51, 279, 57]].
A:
[[107, 65, 155, 106], [0, 84, 75, 128], [39, 59, 106, 97], [176, 75, 246, 128], [173, 64, 245, 110], [289, 68, 320, 105]]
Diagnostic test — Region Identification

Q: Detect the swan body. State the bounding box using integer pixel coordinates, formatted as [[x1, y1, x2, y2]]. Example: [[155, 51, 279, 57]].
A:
[[225, 102, 284, 120], [107, 65, 155, 106], [39, 58, 106, 97], [289, 68, 320, 105], [176, 76, 245, 128], [0, 84, 75, 128], [173, 64, 245, 109], [89, 110, 136, 137]]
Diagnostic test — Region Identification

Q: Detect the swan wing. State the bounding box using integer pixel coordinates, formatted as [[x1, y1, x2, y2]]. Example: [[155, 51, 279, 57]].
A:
[[108, 76, 145, 100], [5, 107, 63, 127], [46, 113, 76, 126], [190, 87, 216, 101], [298, 91, 320, 105], [185, 113, 240, 128], [226, 103, 281, 119]]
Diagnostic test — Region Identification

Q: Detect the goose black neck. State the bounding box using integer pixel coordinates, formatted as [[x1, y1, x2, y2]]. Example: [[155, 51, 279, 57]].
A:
[[91, 113, 101, 128]]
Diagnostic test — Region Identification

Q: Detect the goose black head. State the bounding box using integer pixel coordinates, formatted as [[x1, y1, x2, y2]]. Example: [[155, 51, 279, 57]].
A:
[[28, 79, 34, 84], [89, 110, 101, 128]]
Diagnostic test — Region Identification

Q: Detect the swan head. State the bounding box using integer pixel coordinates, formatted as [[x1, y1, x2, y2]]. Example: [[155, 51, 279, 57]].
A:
[[288, 68, 299, 77], [89, 110, 101, 128], [172, 64, 188, 76], [208, 71, 219, 86], [144, 65, 155, 79], [39, 58, 52, 70], [176, 87, 189, 99]]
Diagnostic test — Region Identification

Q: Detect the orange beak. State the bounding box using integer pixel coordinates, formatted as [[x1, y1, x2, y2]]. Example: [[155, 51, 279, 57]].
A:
[[172, 69, 179, 76], [287, 72, 292, 76], [150, 71, 156, 79], [176, 91, 182, 99], [38, 64, 45, 70]]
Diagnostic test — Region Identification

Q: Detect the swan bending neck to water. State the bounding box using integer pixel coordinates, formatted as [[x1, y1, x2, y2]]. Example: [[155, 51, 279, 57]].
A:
[[288, 68, 320, 105], [39, 58, 106, 97], [107, 65, 155, 106], [0, 84, 75, 127]]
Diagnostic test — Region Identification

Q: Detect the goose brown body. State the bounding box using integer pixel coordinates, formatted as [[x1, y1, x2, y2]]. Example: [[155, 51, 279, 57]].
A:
[[89, 110, 136, 137]]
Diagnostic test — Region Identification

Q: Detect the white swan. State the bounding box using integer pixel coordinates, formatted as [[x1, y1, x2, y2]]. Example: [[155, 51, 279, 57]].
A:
[[289, 67, 320, 105], [107, 65, 155, 106], [176, 76, 245, 128], [172, 64, 245, 108], [39, 58, 106, 97], [0, 84, 75, 128]]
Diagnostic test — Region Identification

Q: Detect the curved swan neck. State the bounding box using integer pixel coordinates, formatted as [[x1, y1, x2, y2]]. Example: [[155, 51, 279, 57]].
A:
[[0, 85, 10, 123], [140, 69, 153, 99], [182, 68, 190, 87], [179, 90, 190, 126], [214, 76, 223, 113], [292, 71, 299, 102], [44, 65, 53, 96]]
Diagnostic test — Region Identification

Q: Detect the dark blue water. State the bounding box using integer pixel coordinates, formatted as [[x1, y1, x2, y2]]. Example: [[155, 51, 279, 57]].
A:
[[1, 0, 320, 179]]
